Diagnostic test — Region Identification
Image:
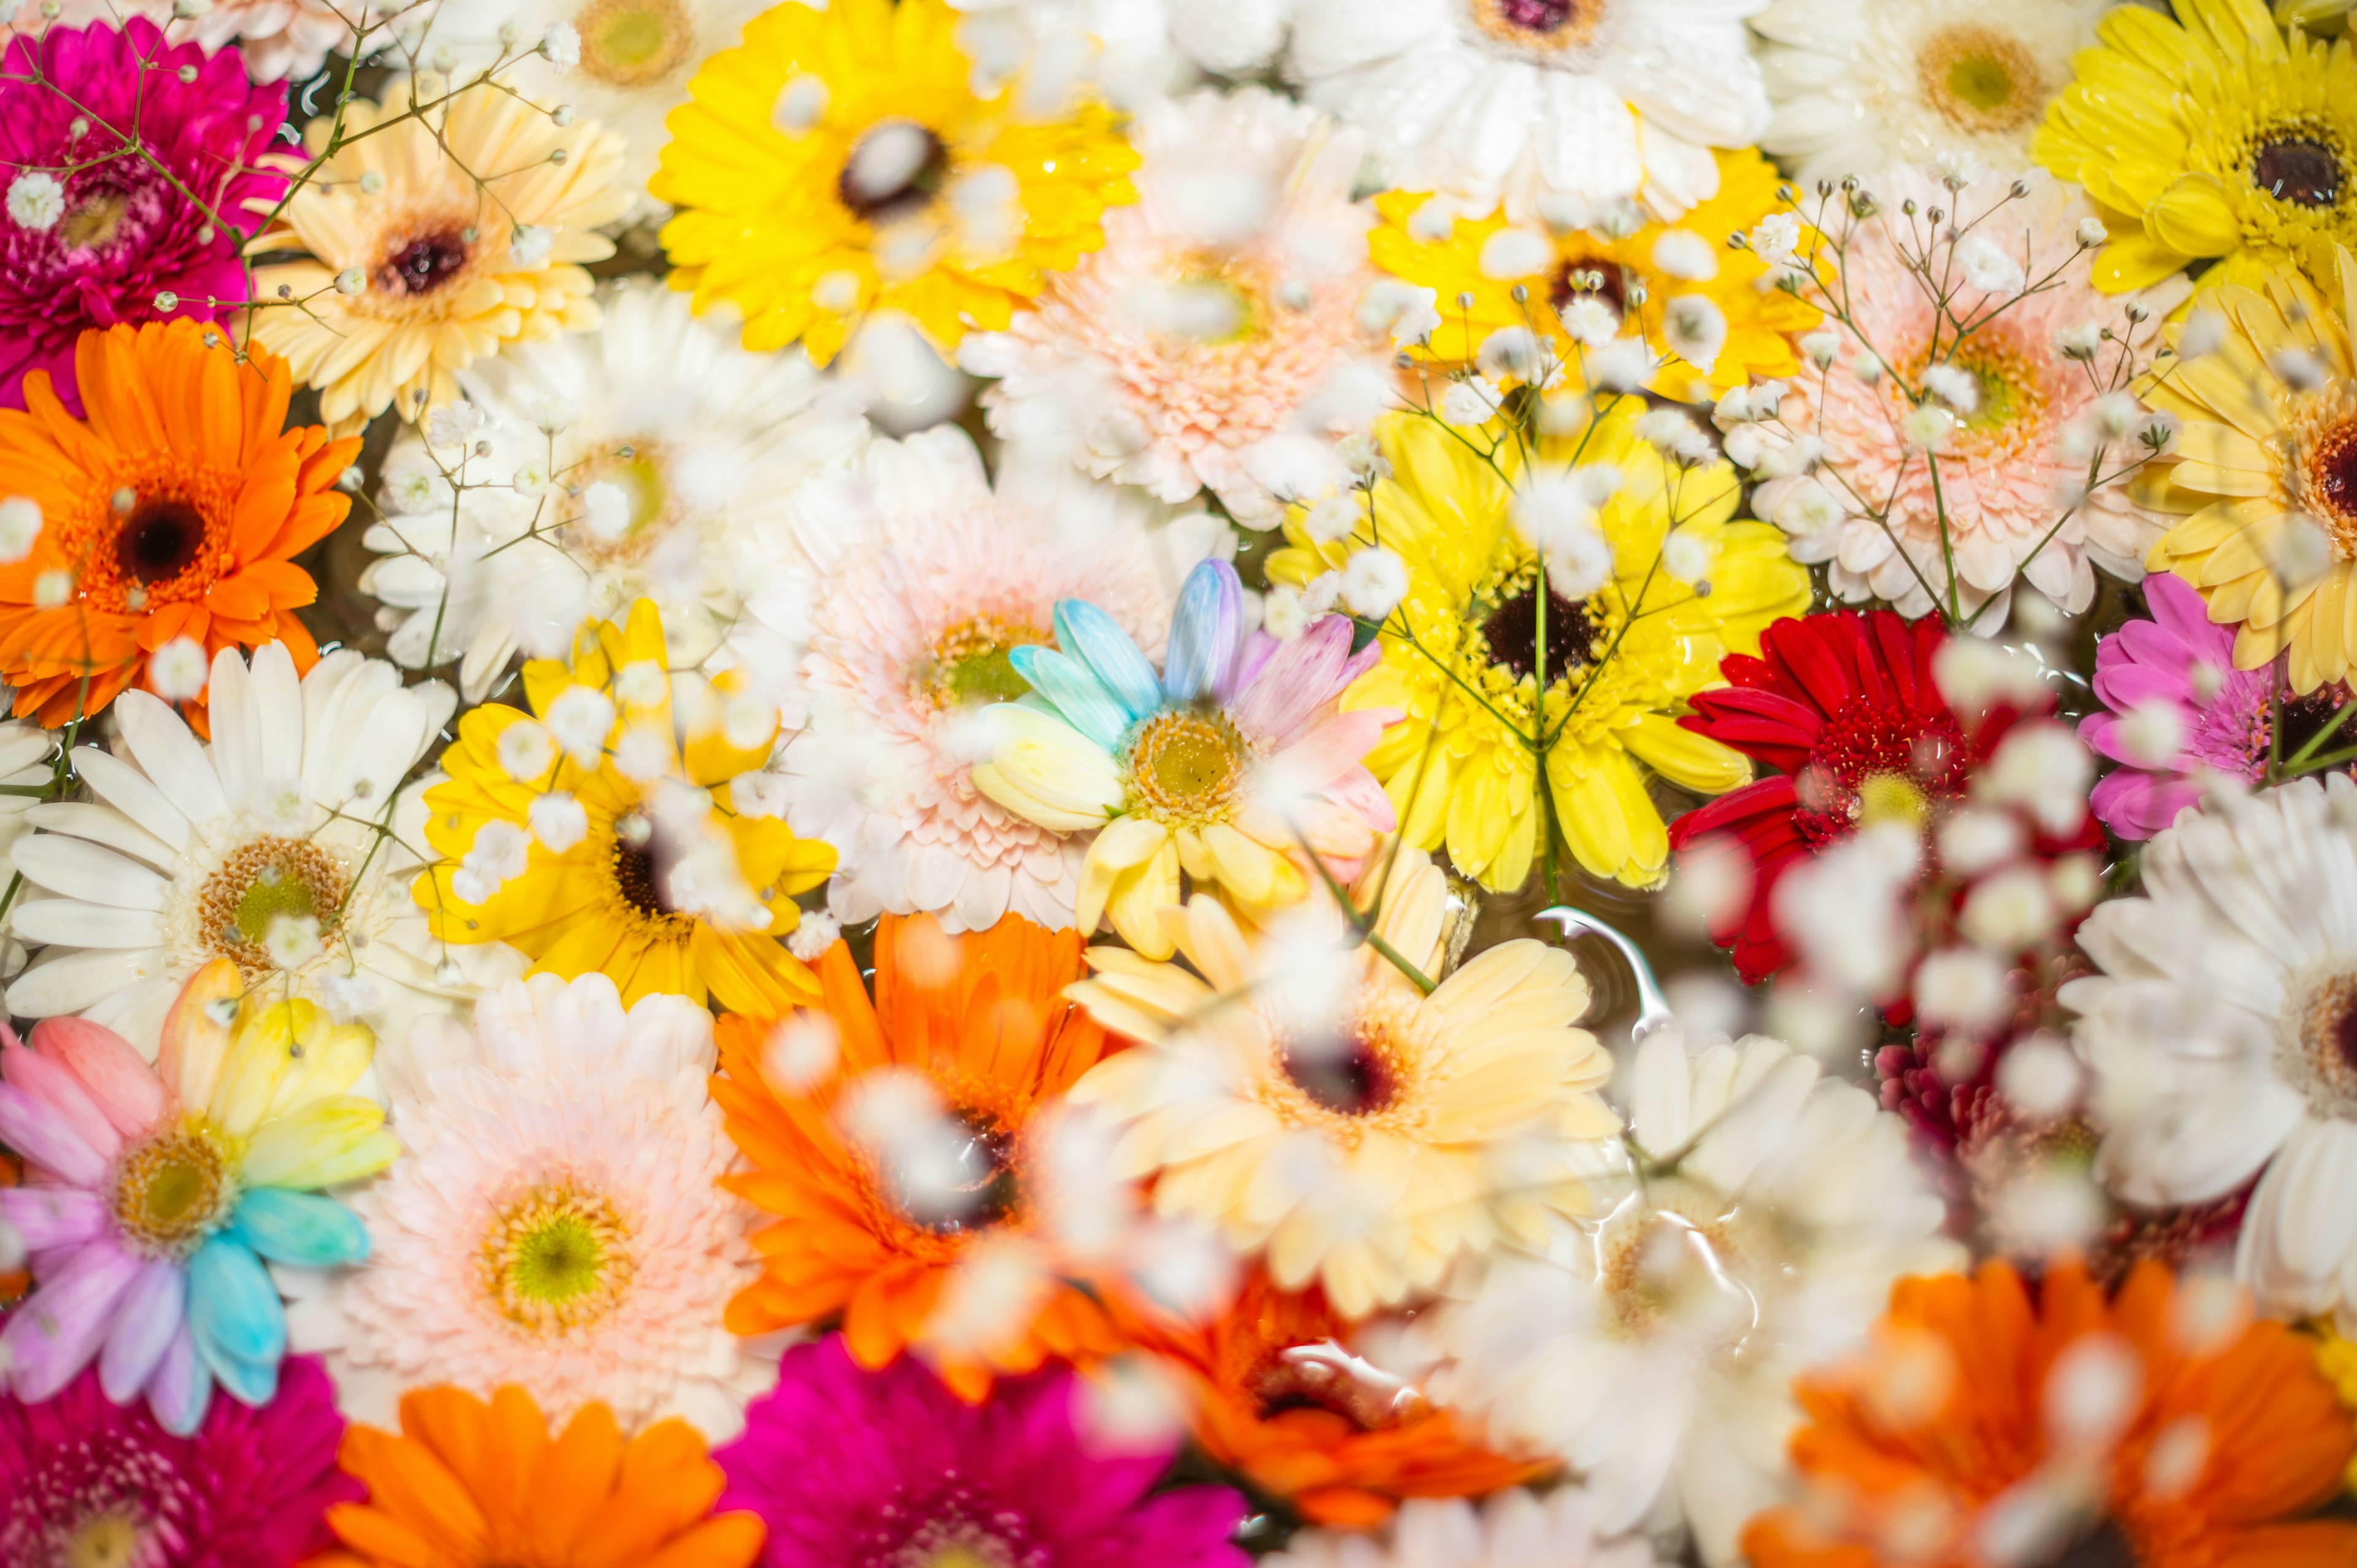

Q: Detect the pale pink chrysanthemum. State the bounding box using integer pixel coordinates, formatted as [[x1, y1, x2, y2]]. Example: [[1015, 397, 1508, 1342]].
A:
[[10, 0, 377, 82], [1757, 166, 2182, 625], [960, 86, 1392, 528], [746, 427, 1218, 935], [278, 972, 775, 1441]]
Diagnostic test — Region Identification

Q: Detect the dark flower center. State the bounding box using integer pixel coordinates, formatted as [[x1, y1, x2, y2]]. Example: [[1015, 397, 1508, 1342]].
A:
[[376, 231, 471, 296], [1482, 579, 1600, 688], [2311, 420, 2357, 528], [1549, 255, 1627, 320], [1494, 0, 1576, 33], [1252, 1340, 1426, 1430], [838, 122, 950, 225], [612, 837, 677, 921], [904, 1109, 1020, 1235], [115, 499, 207, 585], [2053, 1518, 2140, 1568], [2261, 685, 2353, 768], [2253, 137, 2342, 209], [1282, 1036, 1396, 1116]]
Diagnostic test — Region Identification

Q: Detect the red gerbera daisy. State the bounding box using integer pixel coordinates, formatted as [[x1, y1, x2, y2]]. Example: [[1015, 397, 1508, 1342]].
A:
[[1666, 609, 2099, 986]]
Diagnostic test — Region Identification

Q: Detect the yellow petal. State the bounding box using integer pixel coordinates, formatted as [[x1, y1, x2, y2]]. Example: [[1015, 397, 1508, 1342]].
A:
[[2145, 173, 2243, 260]]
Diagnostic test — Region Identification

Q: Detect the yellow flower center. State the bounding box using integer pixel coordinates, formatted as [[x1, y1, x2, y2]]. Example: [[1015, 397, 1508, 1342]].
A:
[[570, 442, 673, 562], [1124, 711, 1248, 825], [58, 190, 129, 252], [479, 1182, 635, 1332], [1595, 1198, 1757, 1344], [573, 0, 692, 86], [1916, 25, 2043, 134], [1856, 771, 1930, 829], [111, 1124, 239, 1260], [1469, 0, 1604, 52], [63, 1510, 144, 1568], [924, 616, 1041, 708], [201, 836, 347, 977]]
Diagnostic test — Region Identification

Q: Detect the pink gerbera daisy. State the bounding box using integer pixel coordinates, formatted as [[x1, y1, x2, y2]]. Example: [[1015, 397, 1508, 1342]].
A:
[[0, 20, 290, 412], [0, 1358, 352, 1568], [959, 86, 1393, 528], [715, 1335, 1251, 1568]]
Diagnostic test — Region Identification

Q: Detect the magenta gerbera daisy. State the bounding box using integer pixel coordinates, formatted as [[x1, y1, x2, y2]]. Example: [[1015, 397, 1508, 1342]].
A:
[[0, 1356, 352, 1568], [714, 1335, 1250, 1568], [0, 19, 289, 412]]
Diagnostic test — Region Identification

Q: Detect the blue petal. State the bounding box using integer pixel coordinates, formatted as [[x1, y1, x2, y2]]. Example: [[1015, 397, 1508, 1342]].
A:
[[1054, 600, 1162, 721], [228, 1188, 371, 1269], [1008, 647, 1131, 751], [1161, 560, 1242, 705], [203, 1342, 281, 1408], [187, 1237, 286, 1385]]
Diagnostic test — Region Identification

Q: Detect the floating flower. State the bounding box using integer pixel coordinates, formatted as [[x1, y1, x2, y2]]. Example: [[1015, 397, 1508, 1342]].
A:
[[1756, 166, 2178, 624], [960, 87, 1391, 527], [1140, 1266, 1549, 1526], [246, 83, 631, 436], [415, 598, 834, 1017], [2064, 773, 2357, 1333], [283, 973, 773, 1440], [971, 557, 1395, 957], [1369, 149, 1821, 403], [2034, 0, 2357, 292], [0, 21, 289, 413], [362, 281, 870, 697], [2139, 250, 2357, 695], [0, 962, 395, 1434], [5, 643, 490, 1059], [1411, 1025, 1962, 1566], [1067, 851, 1619, 1318], [757, 427, 1209, 935], [0, 1357, 354, 1568], [1266, 1489, 1673, 1568], [321, 1383, 765, 1567], [1741, 1261, 2357, 1566], [652, 0, 1139, 366], [1753, 0, 2108, 184], [0, 321, 358, 728], [710, 913, 1129, 1399], [714, 1335, 1249, 1568], [1272, 404, 1809, 892]]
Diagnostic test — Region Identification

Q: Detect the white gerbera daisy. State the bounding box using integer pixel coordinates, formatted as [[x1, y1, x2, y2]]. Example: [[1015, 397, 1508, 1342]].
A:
[[280, 971, 776, 1439], [360, 280, 869, 699], [0, 721, 56, 979], [1268, 1489, 1673, 1568], [1753, 0, 2110, 185], [1407, 1026, 1961, 1566], [1280, 0, 1770, 223], [2065, 774, 2357, 1336], [3, 645, 514, 1057]]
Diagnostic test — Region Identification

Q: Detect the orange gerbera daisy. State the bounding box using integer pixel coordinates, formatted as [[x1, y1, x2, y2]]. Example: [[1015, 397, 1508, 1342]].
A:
[[315, 1385, 764, 1568], [711, 911, 1129, 1401], [1743, 1261, 2357, 1568], [1141, 1267, 1548, 1527], [0, 320, 356, 728]]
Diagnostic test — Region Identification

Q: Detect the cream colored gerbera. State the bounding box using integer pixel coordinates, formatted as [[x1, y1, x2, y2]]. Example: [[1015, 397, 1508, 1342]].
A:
[[247, 83, 631, 436], [1066, 850, 1621, 1318]]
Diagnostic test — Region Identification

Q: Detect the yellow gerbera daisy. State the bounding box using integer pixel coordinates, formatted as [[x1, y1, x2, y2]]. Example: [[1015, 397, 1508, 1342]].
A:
[[2139, 245, 2357, 693], [1271, 401, 1811, 892], [652, 0, 1139, 366], [2034, 0, 2357, 293], [247, 83, 632, 436], [1368, 150, 1821, 404], [414, 598, 834, 1014]]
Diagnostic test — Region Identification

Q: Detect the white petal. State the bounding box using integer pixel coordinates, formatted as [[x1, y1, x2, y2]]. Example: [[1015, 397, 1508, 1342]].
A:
[[69, 749, 190, 852], [9, 836, 169, 910], [112, 692, 226, 827]]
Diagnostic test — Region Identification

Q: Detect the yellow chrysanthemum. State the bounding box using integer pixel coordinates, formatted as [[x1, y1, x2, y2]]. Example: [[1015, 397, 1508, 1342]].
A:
[[652, 0, 1139, 366], [2034, 0, 2357, 293], [414, 599, 834, 1014], [1271, 403, 1811, 892], [247, 83, 631, 436], [2138, 247, 2357, 692], [1368, 150, 1821, 403]]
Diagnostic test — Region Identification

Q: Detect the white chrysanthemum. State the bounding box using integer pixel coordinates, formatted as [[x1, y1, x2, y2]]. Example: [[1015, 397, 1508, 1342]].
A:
[[1280, 0, 1770, 223], [1753, 0, 2110, 185], [3, 645, 515, 1058], [737, 427, 1217, 934], [1407, 1027, 1962, 1567], [360, 281, 869, 699], [281, 971, 777, 1439], [1267, 1489, 1673, 1568], [2064, 774, 2357, 1337]]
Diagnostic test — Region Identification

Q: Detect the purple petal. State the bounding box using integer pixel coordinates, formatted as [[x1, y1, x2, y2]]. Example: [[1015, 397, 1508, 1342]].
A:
[[0, 1081, 108, 1188], [99, 1257, 187, 1405], [1229, 616, 1356, 745], [145, 1316, 212, 1437], [0, 1186, 108, 1251], [2, 1238, 142, 1400]]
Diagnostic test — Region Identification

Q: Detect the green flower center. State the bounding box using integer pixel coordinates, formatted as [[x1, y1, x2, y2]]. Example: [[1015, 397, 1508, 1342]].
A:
[[1918, 25, 2043, 133], [1125, 710, 1247, 822], [926, 616, 1040, 708], [202, 836, 346, 975], [481, 1183, 635, 1333], [111, 1126, 238, 1260], [573, 0, 691, 85]]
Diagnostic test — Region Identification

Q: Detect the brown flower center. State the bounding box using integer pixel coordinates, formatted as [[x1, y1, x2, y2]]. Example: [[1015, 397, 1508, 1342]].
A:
[[838, 122, 950, 225], [111, 1125, 238, 1260], [199, 836, 347, 977], [573, 0, 692, 87], [1481, 577, 1601, 689], [115, 498, 208, 587], [2309, 417, 2357, 531], [1916, 25, 2044, 134], [1281, 1035, 1398, 1117], [611, 833, 680, 923], [2253, 136, 2343, 209], [376, 230, 472, 297], [2286, 970, 2357, 1120], [1548, 255, 1628, 322]]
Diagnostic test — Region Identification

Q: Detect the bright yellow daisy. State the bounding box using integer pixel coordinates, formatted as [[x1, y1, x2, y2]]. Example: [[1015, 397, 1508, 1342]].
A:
[[652, 0, 1139, 365], [1270, 402, 1811, 892], [413, 598, 834, 1014], [2138, 245, 2357, 692], [1367, 149, 1821, 404], [2034, 0, 2357, 293]]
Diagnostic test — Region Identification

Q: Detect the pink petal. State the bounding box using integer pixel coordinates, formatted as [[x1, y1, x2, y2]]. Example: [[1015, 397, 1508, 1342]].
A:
[[32, 1016, 170, 1138], [1, 1041, 123, 1166], [1323, 764, 1398, 836], [1229, 616, 1356, 745], [0, 1081, 109, 1188], [145, 1318, 211, 1437], [1265, 709, 1394, 795], [101, 1258, 187, 1405], [0, 1186, 109, 1251], [2, 1237, 142, 1400]]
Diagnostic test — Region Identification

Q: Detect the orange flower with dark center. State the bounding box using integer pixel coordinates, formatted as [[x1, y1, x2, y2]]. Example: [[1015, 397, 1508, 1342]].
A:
[[1743, 1261, 2357, 1568], [315, 1385, 764, 1568], [711, 912, 1129, 1400], [1143, 1269, 1549, 1526], [0, 321, 357, 728]]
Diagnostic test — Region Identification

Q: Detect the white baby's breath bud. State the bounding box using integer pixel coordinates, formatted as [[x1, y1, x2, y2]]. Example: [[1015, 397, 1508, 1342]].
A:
[[1651, 228, 1719, 281], [1300, 495, 1357, 546], [529, 395, 576, 435], [0, 496, 39, 563], [772, 73, 829, 134], [1478, 226, 1552, 280], [786, 909, 842, 962], [1544, 527, 1615, 601], [424, 400, 483, 452], [1358, 278, 1441, 346], [2092, 392, 2142, 439], [2116, 700, 2186, 768], [2269, 348, 2328, 393], [1956, 233, 2027, 295], [1903, 404, 1956, 451], [1980, 724, 2094, 838], [1660, 527, 1713, 584], [1913, 945, 2011, 1033], [581, 480, 630, 542], [1937, 806, 2023, 877], [144, 635, 210, 701], [1341, 546, 1407, 620], [1800, 328, 1841, 369], [1747, 212, 1802, 268], [1997, 1032, 2084, 1122], [764, 1010, 840, 1091], [335, 267, 366, 296], [511, 463, 549, 498], [7, 171, 64, 232], [1854, 355, 1885, 387], [496, 718, 559, 781], [1260, 585, 1308, 641], [263, 913, 324, 970], [613, 658, 667, 709], [539, 18, 579, 68], [357, 169, 385, 196], [551, 104, 575, 127], [1585, 337, 1652, 393], [2075, 217, 2108, 249], [611, 720, 671, 781], [508, 223, 553, 267], [33, 568, 72, 608], [1556, 295, 1618, 347], [1439, 375, 1504, 428], [2053, 323, 2103, 361], [153, 291, 180, 313], [2264, 512, 2334, 590], [1921, 363, 1980, 415], [1663, 294, 1727, 372], [528, 789, 588, 852], [2178, 307, 2227, 360], [1476, 325, 1546, 383], [544, 684, 616, 765], [1960, 865, 2060, 949]]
